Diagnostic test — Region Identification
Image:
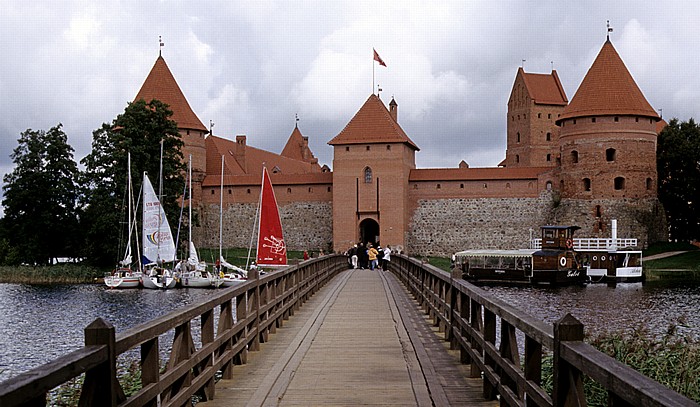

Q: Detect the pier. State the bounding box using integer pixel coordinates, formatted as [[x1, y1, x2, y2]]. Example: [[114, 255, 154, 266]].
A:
[[0, 254, 695, 406]]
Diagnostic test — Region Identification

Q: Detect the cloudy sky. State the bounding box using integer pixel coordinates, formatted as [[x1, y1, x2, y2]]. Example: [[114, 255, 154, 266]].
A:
[[1, 1, 699, 193]]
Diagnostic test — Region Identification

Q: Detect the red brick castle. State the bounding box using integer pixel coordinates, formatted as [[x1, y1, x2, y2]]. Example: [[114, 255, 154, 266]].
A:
[[132, 37, 666, 256]]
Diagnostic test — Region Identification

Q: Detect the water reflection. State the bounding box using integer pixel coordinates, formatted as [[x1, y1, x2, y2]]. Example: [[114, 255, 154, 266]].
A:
[[482, 275, 700, 341], [0, 284, 227, 382]]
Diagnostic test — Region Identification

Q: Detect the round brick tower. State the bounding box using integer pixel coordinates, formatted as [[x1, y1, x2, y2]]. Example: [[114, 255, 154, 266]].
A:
[[556, 39, 660, 201]]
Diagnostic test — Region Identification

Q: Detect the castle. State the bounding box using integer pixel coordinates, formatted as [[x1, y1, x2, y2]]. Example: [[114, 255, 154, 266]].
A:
[[132, 37, 667, 256]]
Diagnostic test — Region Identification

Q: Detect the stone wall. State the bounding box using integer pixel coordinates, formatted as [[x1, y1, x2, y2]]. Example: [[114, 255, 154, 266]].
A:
[[407, 193, 555, 256], [194, 201, 333, 252]]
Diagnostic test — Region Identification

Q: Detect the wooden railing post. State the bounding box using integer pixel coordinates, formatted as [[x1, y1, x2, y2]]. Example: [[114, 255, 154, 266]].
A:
[[553, 313, 585, 407], [79, 318, 121, 407], [249, 267, 261, 352]]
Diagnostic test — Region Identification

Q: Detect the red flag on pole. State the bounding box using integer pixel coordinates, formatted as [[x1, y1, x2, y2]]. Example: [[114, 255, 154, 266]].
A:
[[373, 48, 386, 67]]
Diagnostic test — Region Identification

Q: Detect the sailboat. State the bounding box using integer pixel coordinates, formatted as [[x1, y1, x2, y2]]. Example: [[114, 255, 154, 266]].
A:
[[255, 166, 287, 268], [178, 155, 223, 288], [218, 155, 248, 287], [140, 142, 177, 289], [105, 152, 141, 289]]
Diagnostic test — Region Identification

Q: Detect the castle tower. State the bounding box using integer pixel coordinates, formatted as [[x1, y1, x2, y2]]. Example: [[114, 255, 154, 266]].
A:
[[328, 95, 419, 251], [134, 55, 208, 204], [504, 68, 568, 167], [556, 39, 660, 201]]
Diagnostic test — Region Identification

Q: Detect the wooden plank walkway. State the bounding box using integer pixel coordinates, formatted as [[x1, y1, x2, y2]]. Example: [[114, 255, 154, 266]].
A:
[[198, 269, 495, 406]]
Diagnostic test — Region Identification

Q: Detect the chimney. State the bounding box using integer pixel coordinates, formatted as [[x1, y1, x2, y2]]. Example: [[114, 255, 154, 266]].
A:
[[389, 97, 398, 122], [235, 135, 247, 172]]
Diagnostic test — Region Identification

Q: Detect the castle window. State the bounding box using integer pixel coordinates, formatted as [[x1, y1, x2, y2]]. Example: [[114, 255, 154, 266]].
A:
[[413, 184, 418, 189], [560, 180, 564, 191], [364, 167, 372, 183], [548, 113, 552, 119], [308, 187, 313, 193], [538, 113, 542, 118], [517, 115, 520, 120], [506, 183, 511, 189], [646, 178, 653, 190], [546, 181, 552, 190], [635, 117, 639, 122], [211, 189, 215, 195], [346, 146, 350, 152], [524, 114, 526, 119], [228, 189, 232, 194], [614, 177, 625, 190], [327, 186, 332, 192], [595, 205, 602, 217], [573, 119, 577, 125], [614, 116, 619, 122], [606, 148, 616, 162], [287, 188, 292, 194], [483, 183, 488, 188], [546, 132, 551, 141], [583, 178, 591, 191], [571, 150, 579, 163], [460, 183, 464, 189], [386, 145, 391, 150], [516, 154, 520, 163], [366, 146, 370, 151], [187, 130, 190, 135], [436, 184, 441, 189], [546, 154, 551, 162], [247, 189, 251, 194], [517, 132, 520, 143]]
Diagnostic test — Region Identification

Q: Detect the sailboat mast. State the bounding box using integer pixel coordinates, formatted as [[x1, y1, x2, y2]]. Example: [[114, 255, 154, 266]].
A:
[[245, 167, 264, 271], [157, 139, 164, 261], [123, 152, 133, 265], [188, 154, 193, 260]]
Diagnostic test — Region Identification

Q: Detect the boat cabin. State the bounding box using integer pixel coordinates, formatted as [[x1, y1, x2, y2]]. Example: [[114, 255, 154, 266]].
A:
[[540, 226, 581, 250]]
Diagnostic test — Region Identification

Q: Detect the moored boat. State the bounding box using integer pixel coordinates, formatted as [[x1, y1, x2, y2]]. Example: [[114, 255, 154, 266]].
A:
[[140, 169, 177, 289], [455, 225, 588, 286]]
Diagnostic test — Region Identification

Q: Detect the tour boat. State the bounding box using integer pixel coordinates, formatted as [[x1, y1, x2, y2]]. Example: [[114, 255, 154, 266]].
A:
[[534, 220, 642, 283], [455, 225, 588, 286], [140, 152, 177, 290], [105, 152, 141, 289], [178, 155, 222, 288]]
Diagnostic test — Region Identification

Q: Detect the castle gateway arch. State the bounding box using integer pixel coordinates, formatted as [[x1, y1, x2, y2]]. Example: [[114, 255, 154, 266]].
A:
[[359, 218, 379, 246]]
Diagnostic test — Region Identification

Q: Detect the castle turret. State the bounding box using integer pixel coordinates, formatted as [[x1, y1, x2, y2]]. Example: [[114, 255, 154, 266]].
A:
[[556, 39, 659, 201]]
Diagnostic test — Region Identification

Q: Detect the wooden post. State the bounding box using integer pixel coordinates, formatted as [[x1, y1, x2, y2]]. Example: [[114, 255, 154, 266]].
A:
[[79, 318, 121, 407], [249, 267, 261, 352], [235, 292, 249, 365], [553, 313, 585, 407], [199, 309, 215, 400], [217, 299, 234, 379], [482, 309, 497, 400]]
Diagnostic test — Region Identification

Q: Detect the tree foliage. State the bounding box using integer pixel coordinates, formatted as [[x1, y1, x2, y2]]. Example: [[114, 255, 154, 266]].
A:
[[81, 99, 184, 267], [657, 118, 700, 242], [1, 124, 80, 265]]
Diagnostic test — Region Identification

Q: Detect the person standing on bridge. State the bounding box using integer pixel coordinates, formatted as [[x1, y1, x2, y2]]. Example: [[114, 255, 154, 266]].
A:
[[349, 244, 358, 269], [368, 244, 379, 270], [382, 245, 391, 270], [358, 242, 368, 269]]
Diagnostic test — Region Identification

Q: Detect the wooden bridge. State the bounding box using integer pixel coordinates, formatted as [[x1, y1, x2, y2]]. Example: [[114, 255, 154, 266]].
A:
[[0, 254, 696, 406]]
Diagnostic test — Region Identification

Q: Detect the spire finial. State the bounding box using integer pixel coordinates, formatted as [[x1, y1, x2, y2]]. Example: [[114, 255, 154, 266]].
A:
[[551, 61, 554, 71], [521, 59, 526, 69], [377, 84, 382, 98], [209, 120, 214, 135], [607, 20, 613, 40], [159, 35, 164, 56], [295, 113, 299, 128]]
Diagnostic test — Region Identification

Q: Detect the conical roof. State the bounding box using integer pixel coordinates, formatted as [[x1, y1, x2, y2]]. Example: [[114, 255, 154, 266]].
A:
[[134, 56, 207, 131], [328, 94, 419, 150], [557, 40, 659, 123]]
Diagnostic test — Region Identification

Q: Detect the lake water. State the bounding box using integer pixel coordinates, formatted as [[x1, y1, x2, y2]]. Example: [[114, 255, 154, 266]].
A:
[[1, 272, 699, 383]]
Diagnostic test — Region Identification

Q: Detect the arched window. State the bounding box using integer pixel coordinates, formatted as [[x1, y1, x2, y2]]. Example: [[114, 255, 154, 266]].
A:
[[364, 167, 372, 183], [571, 150, 579, 163], [546, 181, 552, 190], [583, 178, 591, 191], [546, 154, 551, 162], [515, 154, 520, 163], [606, 148, 616, 162], [614, 177, 625, 190]]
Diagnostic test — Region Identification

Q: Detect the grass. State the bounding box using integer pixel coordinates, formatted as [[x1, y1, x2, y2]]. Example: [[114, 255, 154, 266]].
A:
[[644, 241, 699, 257], [0, 264, 104, 284], [644, 250, 700, 271]]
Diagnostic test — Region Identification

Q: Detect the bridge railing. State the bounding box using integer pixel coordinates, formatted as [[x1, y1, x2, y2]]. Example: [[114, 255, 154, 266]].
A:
[[0, 254, 347, 407], [390, 254, 696, 407]]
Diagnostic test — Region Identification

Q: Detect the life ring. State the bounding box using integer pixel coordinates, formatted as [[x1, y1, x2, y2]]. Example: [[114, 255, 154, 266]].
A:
[[565, 239, 574, 249], [559, 256, 567, 267]]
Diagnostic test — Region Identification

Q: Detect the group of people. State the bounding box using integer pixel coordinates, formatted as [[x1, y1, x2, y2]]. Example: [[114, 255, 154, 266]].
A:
[[346, 242, 392, 271]]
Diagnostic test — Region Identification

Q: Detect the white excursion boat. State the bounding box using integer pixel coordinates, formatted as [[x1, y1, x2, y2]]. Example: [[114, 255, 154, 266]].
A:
[[140, 146, 177, 290], [531, 219, 642, 283], [105, 152, 141, 289], [179, 155, 222, 288]]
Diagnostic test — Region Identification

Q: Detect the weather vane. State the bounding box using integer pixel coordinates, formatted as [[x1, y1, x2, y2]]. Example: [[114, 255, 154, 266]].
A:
[[295, 113, 299, 128], [377, 84, 382, 97], [607, 20, 613, 40], [209, 120, 215, 135], [521, 59, 526, 69], [159, 35, 164, 56]]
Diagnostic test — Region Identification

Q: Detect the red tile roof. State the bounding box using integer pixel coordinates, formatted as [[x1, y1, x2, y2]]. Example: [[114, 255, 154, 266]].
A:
[[202, 172, 332, 187], [205, 135, 321, 178], [328, 94, 419, 150], [409, 167, 548, 181], [520, 68, 568, 105], [558, 40, 659, 123], [281, 126, 318, 164], [134, 56, 207, 132]]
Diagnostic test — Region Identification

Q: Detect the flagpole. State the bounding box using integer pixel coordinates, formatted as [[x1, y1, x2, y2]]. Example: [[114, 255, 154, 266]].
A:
[[372, 52, 375, 95]]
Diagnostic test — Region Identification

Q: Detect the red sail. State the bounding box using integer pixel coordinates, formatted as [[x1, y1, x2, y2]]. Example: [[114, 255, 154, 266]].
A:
[[256, 167, 287, 266]]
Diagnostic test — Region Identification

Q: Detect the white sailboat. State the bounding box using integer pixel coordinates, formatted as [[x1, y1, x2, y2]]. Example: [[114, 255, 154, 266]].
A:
[[141, 142, 177, 289], [105, 152, 141, 289], [178, 155, 223, 288], [218, 155, 248, 287]]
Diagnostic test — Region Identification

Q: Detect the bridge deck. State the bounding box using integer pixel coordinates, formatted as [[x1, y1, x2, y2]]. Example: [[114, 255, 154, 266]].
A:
[[199, 269, 494, 406]]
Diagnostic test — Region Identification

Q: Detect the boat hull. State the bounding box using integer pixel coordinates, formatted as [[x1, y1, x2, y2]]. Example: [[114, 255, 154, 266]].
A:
[[104, 269, 141, 289], [141, 274, 177, 289], [180, 271, 222, 288]]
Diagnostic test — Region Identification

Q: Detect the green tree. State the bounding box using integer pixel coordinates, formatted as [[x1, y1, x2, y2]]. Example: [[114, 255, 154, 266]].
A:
[[1, 124, 80, 265], [657, 118, 700, 241], [80, 99, 184, 267]]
